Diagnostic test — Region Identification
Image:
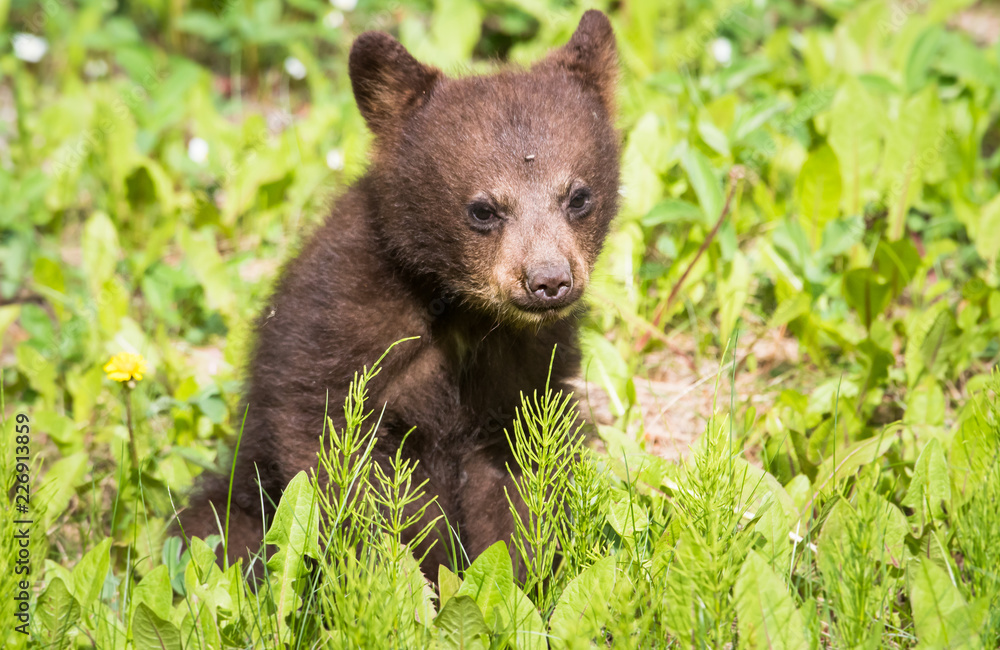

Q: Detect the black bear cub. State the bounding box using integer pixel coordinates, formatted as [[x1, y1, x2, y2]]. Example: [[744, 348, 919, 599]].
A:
[[181, 10, 621, 578]]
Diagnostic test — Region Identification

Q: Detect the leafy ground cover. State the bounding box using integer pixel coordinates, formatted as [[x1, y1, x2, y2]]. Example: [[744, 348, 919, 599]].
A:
[[2, 0, 1000, 647]]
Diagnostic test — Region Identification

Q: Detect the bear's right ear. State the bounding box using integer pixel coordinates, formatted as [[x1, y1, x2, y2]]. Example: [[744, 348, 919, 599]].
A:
[[542, 10, 618, 116], [349, 32, 441, 137]]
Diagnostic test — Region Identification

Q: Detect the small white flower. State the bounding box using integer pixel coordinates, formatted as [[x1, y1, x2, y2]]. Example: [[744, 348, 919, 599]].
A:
[[13, 33, 49, 63], [188, 137, 209, 164], [324, 10, 345, 29], [284, 56, 307, 80], [84, 59, 109, 78], [331, 0, 356, 11], [326, 149, 345, 171], [711, 38, 733, 66]]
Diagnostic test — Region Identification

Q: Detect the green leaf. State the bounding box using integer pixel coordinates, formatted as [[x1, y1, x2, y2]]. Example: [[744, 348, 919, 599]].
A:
[[843, 268, 892, 331], [36, 452, 90, 531], [178, 226, 236, 321], [549, 556, 616, 646], [264, 471, 320, 631], [434, 595, 489, 650], [795, 144, 842, 250], [175, 11, 229, 41], [38, 578, 81, 645], [904, 27, 945, 95], [82, 211, 120, 297], [735, 550, 808, 650], [641, 199, 703, 227], [581, 329, 630, 417], [133, 565, 174, 622], [813, 435, 894, 491], [973, 194, 1000, 271], [70, 537, 112, 606], [498, 585, 545, 650], [818, 494, 909, 568], [15, 344, 58, 407], [827, 78, 884, 216], [909, 559, 984, 649], [902, 438, 952, 531], [132, 602, 182, 650], [439, 565, 462, 609], [455, 540, 514, 630], [718, 251, 750, 345], [607, 497, 649, 540], [680, 147, 724, 227], [881, 88, 942, 240]]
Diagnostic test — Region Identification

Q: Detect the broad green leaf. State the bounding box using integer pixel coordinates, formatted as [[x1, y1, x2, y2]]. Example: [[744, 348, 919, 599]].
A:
[[828, 78, 883, 215], [395, 547, 438, 627], [681, 147, 724, 226], [641, 199, 703, 227], [735, 550, 808, 650], [37, 578, 81, 645], [82, 211, 120, 297], [973, 194, 1000, 271], [813, 435, 894, 491], [607, 497, 649, 540], [133, 565, 174, 622], [132, 602, 182, 650], [949, 410, 998, 502], [33, 257, 66, 321], [15, 344, 58, 408], [455, 540, 514, 630], [264, 471, 320, 631], [902, 438, 951, 531], [881, 88, 942, 240], [434, 595, 489, 650], [904, 27, 945, 95], [818, 495, 909, 568], [581, 329, 630, 417], [843, 268, 892, 331], [549, 556, 616, 646], [439, 565, 462, 609], [909, 559, 983, 649], [178, 226, 236, 321], [429, 0, 483, 65], [499, 585, 546, 650], [70, 537, 112, 607], [718, 251, 750, 345], [905, 301, 956, 387], [36, 452, 90, 530], [795, 144, 842, 249]]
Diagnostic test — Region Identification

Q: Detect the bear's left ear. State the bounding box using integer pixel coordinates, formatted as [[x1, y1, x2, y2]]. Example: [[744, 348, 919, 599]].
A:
[[349, 32, 441, 138], [542, 10, 618, 115]]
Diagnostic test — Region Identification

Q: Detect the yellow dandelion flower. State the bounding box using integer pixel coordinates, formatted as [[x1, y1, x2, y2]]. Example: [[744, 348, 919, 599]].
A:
[[103, 352, 148, 383]]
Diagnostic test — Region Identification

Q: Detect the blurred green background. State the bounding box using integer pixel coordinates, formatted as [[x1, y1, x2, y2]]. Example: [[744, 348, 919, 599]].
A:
[[2, 0, 1000, 622]]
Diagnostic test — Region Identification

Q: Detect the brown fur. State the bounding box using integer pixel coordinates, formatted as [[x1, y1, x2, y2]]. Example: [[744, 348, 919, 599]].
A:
[[179, 10, 621, 579]]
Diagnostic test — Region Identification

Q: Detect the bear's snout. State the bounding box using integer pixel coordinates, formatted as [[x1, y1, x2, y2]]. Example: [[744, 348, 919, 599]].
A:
[[525, 261, 573, 304]]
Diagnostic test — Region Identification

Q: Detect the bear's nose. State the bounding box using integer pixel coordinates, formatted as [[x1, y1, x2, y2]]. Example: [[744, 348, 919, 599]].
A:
[[526, 263, 573, 302]]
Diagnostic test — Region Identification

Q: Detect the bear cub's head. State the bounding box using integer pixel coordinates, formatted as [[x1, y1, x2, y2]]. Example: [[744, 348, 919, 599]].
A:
[[350, 10, 620, 326]]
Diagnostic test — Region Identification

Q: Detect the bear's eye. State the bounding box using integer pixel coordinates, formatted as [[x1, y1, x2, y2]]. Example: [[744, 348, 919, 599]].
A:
[[467, 200, 501, 230], [567, 188, 592, 216]]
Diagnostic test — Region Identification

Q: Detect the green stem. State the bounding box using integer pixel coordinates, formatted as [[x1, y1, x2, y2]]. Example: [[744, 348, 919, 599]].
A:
[[125, 385, 140, 475]]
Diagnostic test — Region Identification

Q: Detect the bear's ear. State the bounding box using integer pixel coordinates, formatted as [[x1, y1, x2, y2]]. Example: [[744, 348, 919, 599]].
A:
[[542, 10, 618, 115], [349, 32, 441, 137]]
